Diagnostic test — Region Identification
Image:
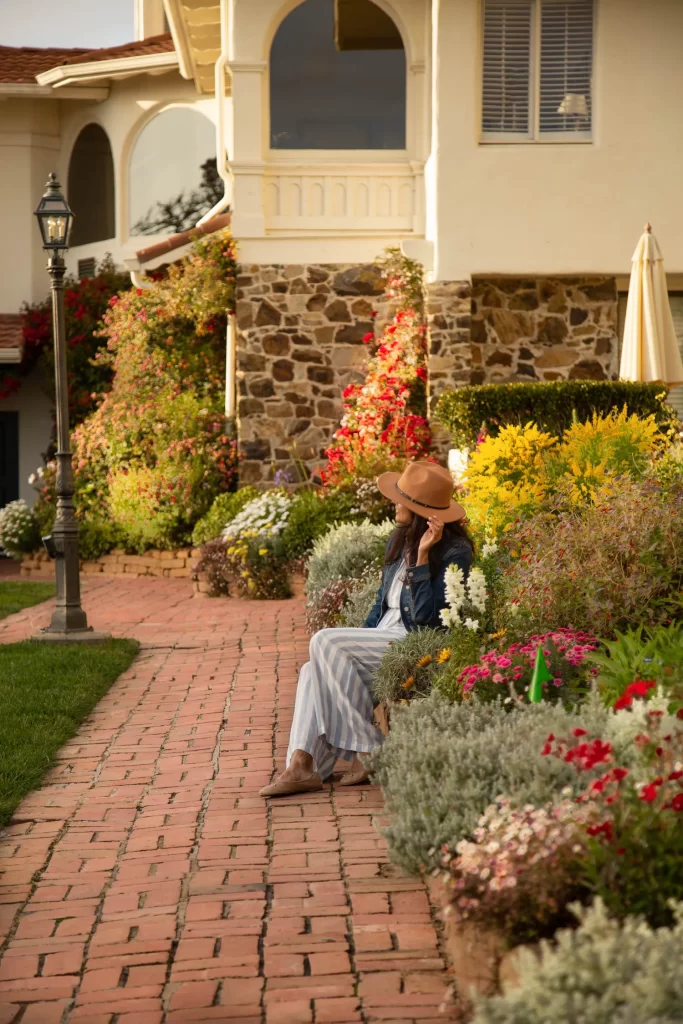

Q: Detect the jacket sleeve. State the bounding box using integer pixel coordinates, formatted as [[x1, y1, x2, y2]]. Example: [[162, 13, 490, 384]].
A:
[[363, 580, 384, 629], [406, 542, 473, 628]]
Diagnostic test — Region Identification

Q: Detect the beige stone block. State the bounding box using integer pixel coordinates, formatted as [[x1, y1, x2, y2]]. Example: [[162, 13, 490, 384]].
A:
[[535, 347, 577, 368], [168, 567, 190, 578]]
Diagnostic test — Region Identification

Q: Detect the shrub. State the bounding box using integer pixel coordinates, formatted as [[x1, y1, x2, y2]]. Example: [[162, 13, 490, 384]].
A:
[[78, 517, 124, 561], [280, 487, 356, 561], [548, 408, 662, 502], [192, 487, 259, 547], [587, 623, 683, 708], [463, 424, 557, 537], [442, 797, 588, 947], [370, 695, 610, 875], [194, 538, 231, 597], [0, 500, 41, 558], [223, 490, 292, 544], [436, 380, 677, 449], [373, 629, 457, 704], [339, 574, 383, 628], [501, 479, 683, 637], [305, 519, 393, 600], [35, 229, 239, 552], [471, 899, 683, 1024], [20, 254, 132, 430], [305, 578, 358, 633]]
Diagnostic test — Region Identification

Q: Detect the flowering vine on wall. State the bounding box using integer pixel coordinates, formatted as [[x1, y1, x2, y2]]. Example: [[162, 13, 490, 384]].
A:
[[322, 249, 432, 484]]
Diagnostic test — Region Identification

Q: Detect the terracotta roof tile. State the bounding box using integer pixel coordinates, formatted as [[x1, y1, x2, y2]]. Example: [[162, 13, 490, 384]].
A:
[[59, 33, 175, 67], [0, 315, 23, 352], [0, 46, 88, 84], [136, 212, 231, 266], [0, 35, 175, 84]]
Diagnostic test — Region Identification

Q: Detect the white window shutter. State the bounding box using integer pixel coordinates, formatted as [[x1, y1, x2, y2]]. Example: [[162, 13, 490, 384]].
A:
[[539, 0, 593, 135], [482, 0, 533, 137]]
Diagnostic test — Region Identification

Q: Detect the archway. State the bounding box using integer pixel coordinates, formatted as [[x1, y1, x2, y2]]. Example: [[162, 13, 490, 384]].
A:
[[270, 0, 406, 149], [128, 108, 219, 235], [67, 124, 115, 246]]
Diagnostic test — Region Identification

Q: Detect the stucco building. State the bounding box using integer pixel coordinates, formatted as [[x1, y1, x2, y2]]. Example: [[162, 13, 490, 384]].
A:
[[1, 0, 682, 494]]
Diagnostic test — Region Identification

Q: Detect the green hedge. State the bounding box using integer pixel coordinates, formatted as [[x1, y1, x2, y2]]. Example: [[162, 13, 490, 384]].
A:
[[435, 380, 676, 448]]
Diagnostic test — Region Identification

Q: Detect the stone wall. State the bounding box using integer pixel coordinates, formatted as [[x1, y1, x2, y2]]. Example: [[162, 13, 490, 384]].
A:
[[235, 263, 389, 484], [235, 267, 620, 478], [470, 276, 618, 383], [20, 548, 197, 579]]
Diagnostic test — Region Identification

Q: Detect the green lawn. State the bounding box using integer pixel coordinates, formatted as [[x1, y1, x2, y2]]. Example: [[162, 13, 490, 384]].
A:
[[0, 639, 139, 826], [0, 580, 56, 620]]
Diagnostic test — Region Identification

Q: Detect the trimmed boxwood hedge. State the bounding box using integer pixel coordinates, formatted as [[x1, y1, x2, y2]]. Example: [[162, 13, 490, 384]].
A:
[[434, 380, 676, 448]]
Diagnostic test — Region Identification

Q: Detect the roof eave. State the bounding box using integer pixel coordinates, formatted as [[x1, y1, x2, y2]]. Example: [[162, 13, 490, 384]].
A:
[[163, 0, 197, 82], [0, 82, 109, 99], [36, 50, 179, 89]]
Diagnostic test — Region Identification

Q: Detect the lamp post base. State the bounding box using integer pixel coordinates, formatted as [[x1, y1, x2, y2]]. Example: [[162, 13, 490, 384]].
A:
[[31, 627, 113, 644]]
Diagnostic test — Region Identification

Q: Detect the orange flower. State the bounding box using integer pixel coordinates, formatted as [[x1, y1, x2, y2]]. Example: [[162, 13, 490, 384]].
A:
[[416, 655, 433, 668], [401, 676, 416, 690]]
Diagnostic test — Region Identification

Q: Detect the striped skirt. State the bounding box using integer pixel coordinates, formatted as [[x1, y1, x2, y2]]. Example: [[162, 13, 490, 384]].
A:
[[286, 626, 406, 781]]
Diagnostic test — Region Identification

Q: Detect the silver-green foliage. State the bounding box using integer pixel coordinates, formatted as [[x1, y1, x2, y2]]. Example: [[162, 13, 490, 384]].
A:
[[473, 899, 683, 1024], [339, 574, 382, 628], [373, 628, 452, 704], [370, 695, 610, 875], [305, 519, 393, 599]]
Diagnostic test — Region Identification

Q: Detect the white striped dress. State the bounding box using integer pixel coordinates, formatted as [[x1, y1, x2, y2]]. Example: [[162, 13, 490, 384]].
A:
[[287, 565, 407, 780]]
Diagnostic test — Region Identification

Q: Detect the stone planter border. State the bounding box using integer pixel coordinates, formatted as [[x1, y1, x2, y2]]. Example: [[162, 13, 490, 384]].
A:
[[20, 548, 199, 581]]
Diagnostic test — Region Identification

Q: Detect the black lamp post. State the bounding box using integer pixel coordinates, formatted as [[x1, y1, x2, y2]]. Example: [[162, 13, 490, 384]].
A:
[[33, 173, 108, 642]]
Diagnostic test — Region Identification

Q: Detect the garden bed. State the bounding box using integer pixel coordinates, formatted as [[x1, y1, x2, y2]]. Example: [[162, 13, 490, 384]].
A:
[[20, 548, 199, 580]]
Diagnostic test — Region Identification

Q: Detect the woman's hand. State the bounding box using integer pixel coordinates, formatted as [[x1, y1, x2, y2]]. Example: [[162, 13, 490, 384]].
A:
[[416, 516, 444, 565]]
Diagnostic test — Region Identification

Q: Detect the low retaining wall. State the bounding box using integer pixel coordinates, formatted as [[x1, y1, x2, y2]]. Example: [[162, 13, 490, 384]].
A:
[[20, 548, 199, 581]]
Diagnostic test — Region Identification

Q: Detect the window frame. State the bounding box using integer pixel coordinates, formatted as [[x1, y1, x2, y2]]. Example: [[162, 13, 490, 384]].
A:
[[480, 0, 594, 145]]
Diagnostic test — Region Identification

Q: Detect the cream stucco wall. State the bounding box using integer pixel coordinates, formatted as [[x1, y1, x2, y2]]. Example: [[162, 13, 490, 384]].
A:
[[0, 98, 62, 311], [430, 0, 683, 281], [0, 367, 53, 506]]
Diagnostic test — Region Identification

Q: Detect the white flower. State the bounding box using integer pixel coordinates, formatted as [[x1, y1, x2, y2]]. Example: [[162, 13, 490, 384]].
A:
[[508, 601, 520, 617], [28, 473, 36, 486], [466, 567, 488, 614], [482, 536, 498, 559], [444, 563, 466, 614], [464, 617, 480, 631]]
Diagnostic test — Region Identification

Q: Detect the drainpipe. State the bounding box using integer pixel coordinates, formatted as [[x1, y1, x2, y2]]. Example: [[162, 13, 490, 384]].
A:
[[124, 257, 153, 289], [206, 0, 237, 422]]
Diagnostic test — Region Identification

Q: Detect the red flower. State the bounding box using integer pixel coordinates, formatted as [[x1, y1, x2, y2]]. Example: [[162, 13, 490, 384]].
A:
[[670, 793, 683, 813], [614, 693, 633, 711], [639, 783, 659, 803], [612, 768, 629, 782], [362, 332, 374, 344], [668, 770, 683, 782], [573, 728, 587, 737]]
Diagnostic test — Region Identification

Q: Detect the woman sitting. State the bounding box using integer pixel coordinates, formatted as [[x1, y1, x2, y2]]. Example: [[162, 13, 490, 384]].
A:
[[260, 461, 473, 798]]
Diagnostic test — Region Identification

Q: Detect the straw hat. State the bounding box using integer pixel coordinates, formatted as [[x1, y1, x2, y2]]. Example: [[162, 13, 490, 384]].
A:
[[377, 461, 465, 523]]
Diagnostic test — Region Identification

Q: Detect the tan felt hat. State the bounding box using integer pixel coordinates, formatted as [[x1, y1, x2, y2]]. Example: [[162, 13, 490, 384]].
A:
[[377, 461, 466, 523]]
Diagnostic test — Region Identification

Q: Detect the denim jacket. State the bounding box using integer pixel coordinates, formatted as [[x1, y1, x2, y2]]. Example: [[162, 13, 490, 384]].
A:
[[364, 535, 473, 632]]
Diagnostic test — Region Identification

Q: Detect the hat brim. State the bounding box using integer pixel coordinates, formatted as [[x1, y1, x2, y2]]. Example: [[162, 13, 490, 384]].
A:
[[376, 472, 466, 524]]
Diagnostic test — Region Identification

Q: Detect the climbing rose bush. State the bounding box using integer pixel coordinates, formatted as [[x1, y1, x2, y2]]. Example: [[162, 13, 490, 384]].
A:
[[323, 249, 431, 484]]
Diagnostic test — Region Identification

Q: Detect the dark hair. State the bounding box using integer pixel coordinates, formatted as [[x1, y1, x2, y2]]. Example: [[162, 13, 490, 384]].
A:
[[385, 514, 475, 576]]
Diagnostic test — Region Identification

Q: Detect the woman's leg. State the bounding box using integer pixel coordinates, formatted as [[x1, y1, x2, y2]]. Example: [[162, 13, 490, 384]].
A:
[[262, 627, 401, 798]]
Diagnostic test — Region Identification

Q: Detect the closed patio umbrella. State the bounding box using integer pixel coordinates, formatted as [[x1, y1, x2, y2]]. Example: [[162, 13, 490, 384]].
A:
[[619, 224, 683, 387]]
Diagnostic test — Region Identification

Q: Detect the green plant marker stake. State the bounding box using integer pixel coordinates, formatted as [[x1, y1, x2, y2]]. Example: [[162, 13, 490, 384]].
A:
[[529, 646, 553, 703]]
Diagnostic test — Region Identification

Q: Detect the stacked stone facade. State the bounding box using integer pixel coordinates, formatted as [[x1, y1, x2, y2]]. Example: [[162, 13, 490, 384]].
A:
[[235, 263, 388, 484], [470, 276, 619, 384], [236, 266, 620, 480]]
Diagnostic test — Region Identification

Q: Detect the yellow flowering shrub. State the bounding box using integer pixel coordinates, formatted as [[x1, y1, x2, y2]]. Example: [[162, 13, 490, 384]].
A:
[[550, 408, 662, 502], [463, 423, 558, 536]]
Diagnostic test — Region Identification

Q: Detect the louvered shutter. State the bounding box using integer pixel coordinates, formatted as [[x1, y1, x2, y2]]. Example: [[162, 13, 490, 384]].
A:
[[482, 0, 533, 137], [539, 0, 593, 136], [668, 296, 683, 419]]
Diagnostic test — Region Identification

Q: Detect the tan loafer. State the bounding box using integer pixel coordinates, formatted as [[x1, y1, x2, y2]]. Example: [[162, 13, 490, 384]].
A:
[[337, 767, 371, 787], [259, 772, 323, 798]]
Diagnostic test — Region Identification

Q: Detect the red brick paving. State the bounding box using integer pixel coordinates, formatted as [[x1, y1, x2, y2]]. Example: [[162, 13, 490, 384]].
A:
[[0, 578, 457, 1022]]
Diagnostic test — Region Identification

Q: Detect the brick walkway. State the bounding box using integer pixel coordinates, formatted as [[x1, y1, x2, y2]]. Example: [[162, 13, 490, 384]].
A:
[[0, 579, 456, 1024]]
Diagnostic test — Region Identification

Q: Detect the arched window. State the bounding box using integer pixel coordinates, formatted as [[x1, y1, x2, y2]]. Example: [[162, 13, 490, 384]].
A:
[[128, 107, 220, 235], [67, 124, 115, 246], [270, 0, 406, 150]]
